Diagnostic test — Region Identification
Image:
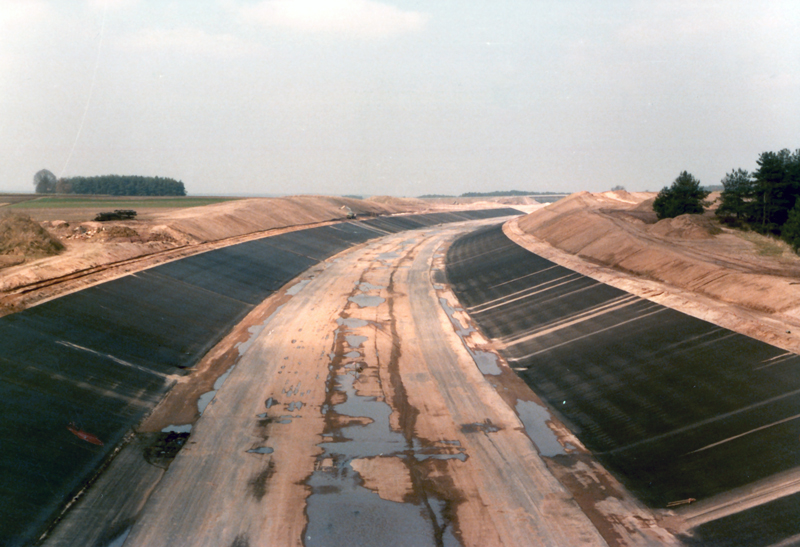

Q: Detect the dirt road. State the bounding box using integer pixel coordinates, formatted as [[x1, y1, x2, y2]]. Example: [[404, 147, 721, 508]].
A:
[[119, 222, 608, 546]]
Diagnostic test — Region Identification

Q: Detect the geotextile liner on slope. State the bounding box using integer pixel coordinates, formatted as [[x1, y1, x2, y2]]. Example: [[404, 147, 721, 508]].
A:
[[0, 208, 520, 547], [445, 225, 800, 522]]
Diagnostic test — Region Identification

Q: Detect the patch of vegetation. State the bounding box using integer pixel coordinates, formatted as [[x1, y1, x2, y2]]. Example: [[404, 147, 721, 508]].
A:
[[9, 197, 234, 209], [715, 149, 800, 252], [0, 212, 64, 265], [143, 431, 190, 468], [735, 230, 791, 257]]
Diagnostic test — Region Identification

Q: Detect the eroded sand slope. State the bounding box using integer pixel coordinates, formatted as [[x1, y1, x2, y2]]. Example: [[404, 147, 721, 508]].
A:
[[507, 191, 800, 353]]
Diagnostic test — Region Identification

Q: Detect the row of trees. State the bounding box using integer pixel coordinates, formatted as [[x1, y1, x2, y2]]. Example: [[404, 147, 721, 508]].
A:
[[652, 148, 800, 251], [716, 149, 800, 232], [33, 170, 186, 196]]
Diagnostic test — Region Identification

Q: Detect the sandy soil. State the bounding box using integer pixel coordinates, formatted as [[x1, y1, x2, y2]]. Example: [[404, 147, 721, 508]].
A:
[[507, 191, 800, 355]]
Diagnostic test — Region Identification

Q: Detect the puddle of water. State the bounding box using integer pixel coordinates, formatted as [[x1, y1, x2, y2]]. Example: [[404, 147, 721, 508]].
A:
[[107, 527, 132, 547], [348, 294, 386, 308], [337, 318, 369, 329], [471, 351, 501, 376], [287, 401, 304, 411], [215, 366, 235, 390], [197, 391, 215, 415], [197, 365, 236, 415], [439, 297, 501, 375], [428, 497, 462, 547], [439, 298, 471, 335], [236, 304, 285, 356], [305, 463, 440, 547], [286, 279, 311, 296], [283, 382, 302, 396], [345, 335, 368, 348], [161, 424, 192, 434], [306, 369, 460, 546], [265, 397, 277, 409], [305, 307, 464, 546], [515, 400, 566, 457], [247, 447, 274, 454], [318, 373, 406, 458]]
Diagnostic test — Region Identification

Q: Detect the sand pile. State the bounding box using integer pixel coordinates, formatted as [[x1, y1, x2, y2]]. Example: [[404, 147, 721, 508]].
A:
[[648, 214, 720, 240], [366, 195, 429, 211], [0, 213, 64, 268], [514, 192, 800, 316], [157, 196, 406, 242]]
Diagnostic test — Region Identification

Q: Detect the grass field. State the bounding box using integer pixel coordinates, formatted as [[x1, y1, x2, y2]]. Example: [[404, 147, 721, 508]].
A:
[[0, 194, 42, 206], [5, 196, 237, 209]]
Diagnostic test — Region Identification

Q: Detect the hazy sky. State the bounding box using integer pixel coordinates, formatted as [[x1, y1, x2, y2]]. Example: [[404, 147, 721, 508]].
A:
[[1, 1, 798, 197]]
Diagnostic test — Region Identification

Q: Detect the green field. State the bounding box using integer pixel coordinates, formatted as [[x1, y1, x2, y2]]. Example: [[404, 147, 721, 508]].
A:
[[5, 196, 237, 209]]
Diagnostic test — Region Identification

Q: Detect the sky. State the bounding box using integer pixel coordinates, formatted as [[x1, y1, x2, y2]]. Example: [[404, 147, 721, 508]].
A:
[[1, 1, 798, 197]]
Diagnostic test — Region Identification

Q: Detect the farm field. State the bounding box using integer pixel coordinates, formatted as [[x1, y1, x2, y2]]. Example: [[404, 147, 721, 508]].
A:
[[2, 194, 239, 222]]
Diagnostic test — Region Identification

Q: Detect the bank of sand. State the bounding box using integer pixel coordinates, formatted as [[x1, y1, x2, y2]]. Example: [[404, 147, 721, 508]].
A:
[[505, 190, 800, 354], [0, 195, 510, 314]]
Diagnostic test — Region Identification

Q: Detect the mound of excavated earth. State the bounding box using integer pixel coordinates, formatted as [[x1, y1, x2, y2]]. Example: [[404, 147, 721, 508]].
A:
[[0, 212, 64, 268], [509, 191, 800, 353]]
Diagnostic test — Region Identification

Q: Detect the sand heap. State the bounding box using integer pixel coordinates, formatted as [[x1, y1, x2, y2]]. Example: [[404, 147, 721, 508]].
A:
[[514, 191, 800, 318], [0, 212, 65, 268], [157, 196, 410, 243]]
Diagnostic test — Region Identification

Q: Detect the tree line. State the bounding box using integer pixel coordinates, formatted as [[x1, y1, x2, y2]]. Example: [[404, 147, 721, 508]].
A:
[[653, 148, 800, 251], [33, 170, 186, 196], [459, 190, 567, 197], [716, 149, 800, 233]]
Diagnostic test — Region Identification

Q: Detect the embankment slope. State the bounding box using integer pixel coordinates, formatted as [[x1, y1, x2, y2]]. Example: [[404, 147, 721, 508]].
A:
[[0, 195, 452, 313], [507, 191, 800, 353]]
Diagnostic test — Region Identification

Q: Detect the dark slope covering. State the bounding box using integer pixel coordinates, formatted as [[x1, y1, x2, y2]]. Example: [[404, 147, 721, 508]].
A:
[[446, 224, 800, 539], [0, 208, 518, 546]]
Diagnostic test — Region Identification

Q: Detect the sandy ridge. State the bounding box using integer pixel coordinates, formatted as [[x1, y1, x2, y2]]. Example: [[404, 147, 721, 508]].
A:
[[505, 191, 800, 354]]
